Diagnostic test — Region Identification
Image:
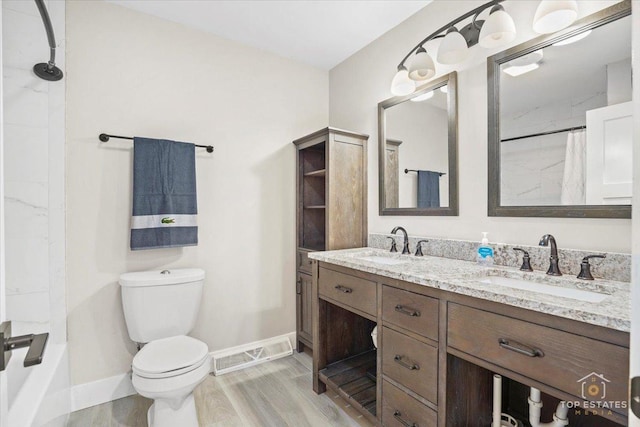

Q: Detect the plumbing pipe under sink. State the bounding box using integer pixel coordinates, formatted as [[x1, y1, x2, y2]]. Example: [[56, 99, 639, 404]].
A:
[[493, 374, 502, 427], [493, 376, 569, 427], [529, 387, 569, 427]]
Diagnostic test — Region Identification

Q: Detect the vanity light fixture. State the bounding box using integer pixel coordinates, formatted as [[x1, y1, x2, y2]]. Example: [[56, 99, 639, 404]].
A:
[[552, 29, 591, 46], [390, 0, 516, 95], [533, 0, 578, 34], [478, 4, 517, 48], [437, 27, 471, 65]]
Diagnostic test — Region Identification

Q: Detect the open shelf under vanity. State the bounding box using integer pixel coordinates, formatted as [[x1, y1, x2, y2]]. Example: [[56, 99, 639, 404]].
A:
[[319, 350, 377, 421]]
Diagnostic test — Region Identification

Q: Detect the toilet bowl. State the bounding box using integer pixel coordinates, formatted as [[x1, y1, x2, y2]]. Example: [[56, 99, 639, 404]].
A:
[[131, 335, 211, 427], [119, 268, 209, 427]]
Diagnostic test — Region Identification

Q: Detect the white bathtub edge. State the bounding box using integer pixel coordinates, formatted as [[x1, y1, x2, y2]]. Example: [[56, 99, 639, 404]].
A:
[[8, 343, 70, 427], [70, 372, 136, 413]]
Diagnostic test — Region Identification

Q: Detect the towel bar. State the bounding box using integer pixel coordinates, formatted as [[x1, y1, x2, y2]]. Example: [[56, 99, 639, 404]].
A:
[[99, 133, 214, 153]]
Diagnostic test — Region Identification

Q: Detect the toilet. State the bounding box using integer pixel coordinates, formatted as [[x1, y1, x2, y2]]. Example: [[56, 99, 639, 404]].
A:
[[119, 268, 210, 427]]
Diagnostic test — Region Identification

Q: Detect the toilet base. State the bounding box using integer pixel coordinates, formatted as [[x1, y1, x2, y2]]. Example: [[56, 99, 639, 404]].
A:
[[147, 393, 198, 427]]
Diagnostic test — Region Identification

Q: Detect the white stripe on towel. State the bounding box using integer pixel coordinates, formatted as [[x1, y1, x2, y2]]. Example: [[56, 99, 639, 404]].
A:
[[131, 214, 198, 229]]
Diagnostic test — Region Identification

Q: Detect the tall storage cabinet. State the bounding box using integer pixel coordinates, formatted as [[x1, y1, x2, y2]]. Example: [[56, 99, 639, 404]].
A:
[[293, 127, 368, 351]]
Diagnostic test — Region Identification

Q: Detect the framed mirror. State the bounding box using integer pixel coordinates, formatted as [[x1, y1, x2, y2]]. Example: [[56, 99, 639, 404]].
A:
[[378, 72, 458, 216], [488, 1, 631, 218]]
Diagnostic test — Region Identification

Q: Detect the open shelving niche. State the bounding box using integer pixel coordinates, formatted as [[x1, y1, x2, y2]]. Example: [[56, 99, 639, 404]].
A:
[[300, 142, 326, 251]]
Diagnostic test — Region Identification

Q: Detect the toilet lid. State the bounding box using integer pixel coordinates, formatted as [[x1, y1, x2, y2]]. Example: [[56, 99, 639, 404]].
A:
[[133, 335, 209, 378]]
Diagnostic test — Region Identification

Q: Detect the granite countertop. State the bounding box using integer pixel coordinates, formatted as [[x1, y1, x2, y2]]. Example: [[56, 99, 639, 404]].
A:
[[308, 247, 630, 332]]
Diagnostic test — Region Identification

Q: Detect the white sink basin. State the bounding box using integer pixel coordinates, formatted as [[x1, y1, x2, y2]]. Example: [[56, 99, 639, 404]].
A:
[[478, 276, 608, 303], [357, 255, 409, 266]]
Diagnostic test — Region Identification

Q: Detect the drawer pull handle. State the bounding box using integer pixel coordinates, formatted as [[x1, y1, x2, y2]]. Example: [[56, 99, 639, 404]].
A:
[[395, 304, 421, 317], [498, 338, 544, 358], [334, 285, 353, 294], [393, 410, 418, 427], [394, 355, 420, 371]]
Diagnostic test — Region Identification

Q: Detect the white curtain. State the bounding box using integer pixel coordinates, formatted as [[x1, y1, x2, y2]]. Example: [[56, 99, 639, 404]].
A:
[[560, 130, 586, 205]]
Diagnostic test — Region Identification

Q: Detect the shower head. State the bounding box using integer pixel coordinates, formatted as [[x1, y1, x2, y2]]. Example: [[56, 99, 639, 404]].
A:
[[33, 0, 63, 81], [33, 63, 63, 81]]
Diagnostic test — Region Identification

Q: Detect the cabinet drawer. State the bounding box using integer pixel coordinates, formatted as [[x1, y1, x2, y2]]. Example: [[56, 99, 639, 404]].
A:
[[318, 267, 376, 316], [382, 327, 438, 405], [297, 249, 313, 274], [383, 286, 438, 341], [448, 303, 629, 407], [382, 379, 437, 427]]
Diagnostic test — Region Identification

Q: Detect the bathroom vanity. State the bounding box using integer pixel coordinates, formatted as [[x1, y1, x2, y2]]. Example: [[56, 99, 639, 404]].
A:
[[308, 248, 630, 427]]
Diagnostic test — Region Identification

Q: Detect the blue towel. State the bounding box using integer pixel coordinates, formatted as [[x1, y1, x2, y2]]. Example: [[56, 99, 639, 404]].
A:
[[417, 170, 441, 208], [130, 137, 198, 250]]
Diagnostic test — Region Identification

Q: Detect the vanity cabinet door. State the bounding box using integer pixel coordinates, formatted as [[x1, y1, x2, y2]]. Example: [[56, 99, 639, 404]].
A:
[[382, 285, 439, 341], [448, 303, 629, 410], [296, 272, 313, 345]]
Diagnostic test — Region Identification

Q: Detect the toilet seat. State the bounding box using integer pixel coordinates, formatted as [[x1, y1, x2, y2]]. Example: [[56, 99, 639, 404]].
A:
[[133, 335, 209, 379]]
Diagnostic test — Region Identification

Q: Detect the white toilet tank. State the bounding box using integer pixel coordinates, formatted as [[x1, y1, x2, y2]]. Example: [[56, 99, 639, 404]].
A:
[[119, 268, 205, 343]]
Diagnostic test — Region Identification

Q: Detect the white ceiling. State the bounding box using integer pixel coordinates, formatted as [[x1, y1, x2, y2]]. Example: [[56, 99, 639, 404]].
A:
[[106, 0, 431, 70]]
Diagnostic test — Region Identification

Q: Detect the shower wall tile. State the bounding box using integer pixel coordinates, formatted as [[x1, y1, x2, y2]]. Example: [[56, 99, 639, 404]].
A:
[[6, 292, 50, 323], [3, 0, 66, 343], [46, 0, 67, 345], [2, 8, 42, 70], [4, 181, 48, 238], [5, 237, 49, 295], [4, 124, 49, 183], [2, 67, 49, 127], [2, 1, 40, 18]]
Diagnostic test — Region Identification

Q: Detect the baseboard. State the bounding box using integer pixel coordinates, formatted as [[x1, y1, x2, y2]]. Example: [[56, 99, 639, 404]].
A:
[[70, 331, 296, 412], [70, 372, 136, 412]]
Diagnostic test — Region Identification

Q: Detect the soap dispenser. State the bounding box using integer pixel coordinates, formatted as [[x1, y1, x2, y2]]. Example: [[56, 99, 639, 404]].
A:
[[477, 232, 495, 266]]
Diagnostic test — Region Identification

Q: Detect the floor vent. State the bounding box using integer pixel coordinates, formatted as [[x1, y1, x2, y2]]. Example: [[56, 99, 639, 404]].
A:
[[211, 335, 293, 376]]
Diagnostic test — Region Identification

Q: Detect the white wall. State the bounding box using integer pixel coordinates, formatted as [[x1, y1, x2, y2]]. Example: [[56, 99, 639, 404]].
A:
[[65, 1, 328, 386], [2, 0, 66, 344], [329, 0, 630, 253]]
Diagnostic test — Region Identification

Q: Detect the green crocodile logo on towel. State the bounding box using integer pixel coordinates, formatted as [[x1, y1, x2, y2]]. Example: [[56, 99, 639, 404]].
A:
[[161, 217, 175, 224]]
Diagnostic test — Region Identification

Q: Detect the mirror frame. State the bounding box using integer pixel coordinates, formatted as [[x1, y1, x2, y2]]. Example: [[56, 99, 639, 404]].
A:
[[487, 0, 631, 218], [378, 71, 459, 216]]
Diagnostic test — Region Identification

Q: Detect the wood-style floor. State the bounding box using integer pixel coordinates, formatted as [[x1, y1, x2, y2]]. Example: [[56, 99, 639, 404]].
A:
[[67, 352, 374, 427]]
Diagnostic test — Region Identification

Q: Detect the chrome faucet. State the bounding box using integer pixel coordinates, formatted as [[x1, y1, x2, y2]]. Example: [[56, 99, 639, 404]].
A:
[[391, 226, 410, 254], [539, 234, 562, 276]]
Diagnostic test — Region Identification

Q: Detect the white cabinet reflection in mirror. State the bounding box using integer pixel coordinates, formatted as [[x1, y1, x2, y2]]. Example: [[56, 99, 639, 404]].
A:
[[499, 14, 632, 207], [586, 101, 633, 205], [384, 85, 449, 209]]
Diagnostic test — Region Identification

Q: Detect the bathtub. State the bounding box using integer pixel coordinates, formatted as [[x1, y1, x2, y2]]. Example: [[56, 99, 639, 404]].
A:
[[7, 340, 70, 427]]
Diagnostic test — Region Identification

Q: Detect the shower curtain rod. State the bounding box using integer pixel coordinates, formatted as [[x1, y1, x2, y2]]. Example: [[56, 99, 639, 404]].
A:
[[99, 133, 214, 153], [501, 125, 586, 143], [404, 169, 446, 176]]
